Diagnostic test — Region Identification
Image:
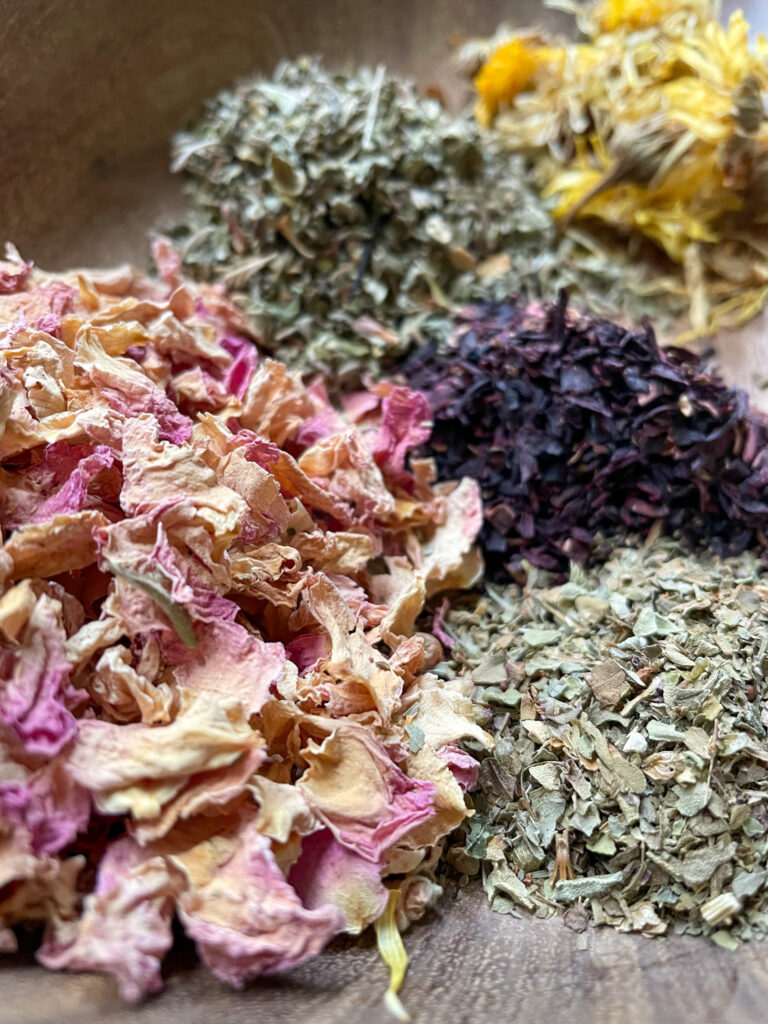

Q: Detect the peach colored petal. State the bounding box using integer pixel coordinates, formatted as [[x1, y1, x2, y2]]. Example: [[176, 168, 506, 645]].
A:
[[298, 728, 435, 862], [38, 838, 180, 1001], [174, 822, 342, 986], [305, 573, 402, 720], [289, 829, 388, 934], [3, 509, 108, 579], [67, 695, 258, 818], [90, 645, 175, 724]]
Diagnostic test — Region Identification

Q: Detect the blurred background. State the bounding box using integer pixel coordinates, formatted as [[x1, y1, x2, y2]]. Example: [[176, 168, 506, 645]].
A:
[[2, 0, 762, 268]]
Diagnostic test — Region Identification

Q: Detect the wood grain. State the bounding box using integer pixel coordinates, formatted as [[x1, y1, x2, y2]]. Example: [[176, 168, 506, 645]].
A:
[[2, 885, 764, 1024]]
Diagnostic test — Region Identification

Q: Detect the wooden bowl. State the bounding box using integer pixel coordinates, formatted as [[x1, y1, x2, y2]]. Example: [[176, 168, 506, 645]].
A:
[[3, 3, 768, 1022]]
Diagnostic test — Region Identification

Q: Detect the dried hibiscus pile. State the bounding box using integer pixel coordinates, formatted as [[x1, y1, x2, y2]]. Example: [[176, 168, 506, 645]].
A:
[[401, 294, 768, 579], [0, 241, 488, 1001]]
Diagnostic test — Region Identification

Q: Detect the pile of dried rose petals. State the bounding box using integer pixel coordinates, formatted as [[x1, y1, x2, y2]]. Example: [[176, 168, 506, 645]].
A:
[[0, 241, 488, 999]]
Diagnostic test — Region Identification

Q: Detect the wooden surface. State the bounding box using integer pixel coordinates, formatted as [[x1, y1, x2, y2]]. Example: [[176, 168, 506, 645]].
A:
[[3, 885, 767, 1024], [702, 306, 768, 414], [3, 1, 768, 1021]]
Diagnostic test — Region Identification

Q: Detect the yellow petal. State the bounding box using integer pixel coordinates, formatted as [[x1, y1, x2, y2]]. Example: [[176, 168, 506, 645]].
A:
[[375, 889, 410, 1022]]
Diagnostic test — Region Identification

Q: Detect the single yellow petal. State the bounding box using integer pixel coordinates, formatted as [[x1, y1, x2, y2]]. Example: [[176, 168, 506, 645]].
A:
[[375, 889, 410, 1022]]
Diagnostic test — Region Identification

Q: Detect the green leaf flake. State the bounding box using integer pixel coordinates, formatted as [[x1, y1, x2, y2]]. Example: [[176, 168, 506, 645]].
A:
[[106, 560, 198, 649]]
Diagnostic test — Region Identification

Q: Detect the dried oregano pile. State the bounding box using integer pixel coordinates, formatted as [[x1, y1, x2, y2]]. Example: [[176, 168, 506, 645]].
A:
[[168, 57, 678, 382], [441, 536, 768, 946]]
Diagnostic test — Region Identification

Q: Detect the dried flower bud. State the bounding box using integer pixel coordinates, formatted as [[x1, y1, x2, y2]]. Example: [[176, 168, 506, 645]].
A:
[[394, 876, 444, 931]]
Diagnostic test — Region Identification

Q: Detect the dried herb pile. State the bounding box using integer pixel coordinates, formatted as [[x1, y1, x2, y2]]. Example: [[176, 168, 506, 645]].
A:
[[168, 57, 676, 383], [464, 0, 768, 340], [401, 295, 768, 580], [444, 537, 768, 946]]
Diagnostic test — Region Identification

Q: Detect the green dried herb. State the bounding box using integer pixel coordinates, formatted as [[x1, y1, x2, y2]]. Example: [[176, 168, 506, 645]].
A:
[[106, 560, 198, 648], [442, 537, 768, 943], [169, 57, 680, 384]]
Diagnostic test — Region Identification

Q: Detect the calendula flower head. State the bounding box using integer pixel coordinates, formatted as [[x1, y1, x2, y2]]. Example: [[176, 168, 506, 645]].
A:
[[472, 1, 768, 341], [474, 38, 543, 125]]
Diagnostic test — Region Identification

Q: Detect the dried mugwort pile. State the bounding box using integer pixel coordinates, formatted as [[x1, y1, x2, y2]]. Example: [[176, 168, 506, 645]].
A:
[[444, 537, 768, 947], [169, 57, 675, 383], [0, 241, 488, 1006], [401, 294, 768, 580]]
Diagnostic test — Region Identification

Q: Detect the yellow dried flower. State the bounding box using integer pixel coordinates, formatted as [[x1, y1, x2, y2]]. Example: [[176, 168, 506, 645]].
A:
[[375, 890, 410, 1021], [474, 38, 547, 124], [472, 0, 768, 339]]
